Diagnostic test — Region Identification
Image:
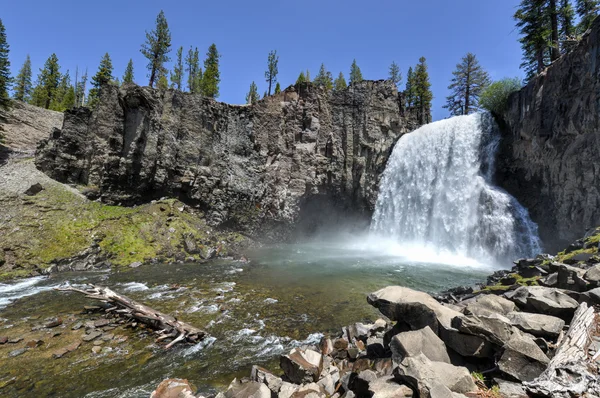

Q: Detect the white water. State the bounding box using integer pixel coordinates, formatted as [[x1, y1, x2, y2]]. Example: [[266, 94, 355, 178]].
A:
[[371, 113, 542, 264]]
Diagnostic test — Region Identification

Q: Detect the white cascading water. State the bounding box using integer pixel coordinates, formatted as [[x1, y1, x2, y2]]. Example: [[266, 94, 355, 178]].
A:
[[371, 112, 542, 264]]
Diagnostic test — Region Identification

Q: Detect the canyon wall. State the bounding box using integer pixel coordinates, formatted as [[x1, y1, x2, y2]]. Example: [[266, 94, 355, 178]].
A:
[[498, 17, 600, 251], [36, 81, 418, 240]]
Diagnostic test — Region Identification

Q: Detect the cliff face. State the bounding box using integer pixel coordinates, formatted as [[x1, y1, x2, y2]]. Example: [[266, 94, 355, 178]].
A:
[[36, 81, 417, 240], [498, 18, 600, 251]]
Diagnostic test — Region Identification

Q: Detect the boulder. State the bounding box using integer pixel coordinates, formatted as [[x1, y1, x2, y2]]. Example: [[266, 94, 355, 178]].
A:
[[504, 286, 578, 319], [539, 272, 558, 287], [250, 365, 283, 395], [353, 369, 378, 397], [506, 311, 564, 339], [223, 379, 271, 398], [439, 328, 495, 358], [461, 294, 516, 317], [580, 287, 600, 305], [367, 376, 413, 397], [451, 314, 514, 346], [556, 264, 588, 292], [390, 326, 450, 363], [584, 264, 600, 283], [367, 286, 462, 335], [150, 379, 196, 398], [24, 183, 44, 196], [280, 348, 322, 384], [393, 353, 477, 395], [494, 379, 528, 398], [291, 383, 326, 397], [498, 334, 550, 382]]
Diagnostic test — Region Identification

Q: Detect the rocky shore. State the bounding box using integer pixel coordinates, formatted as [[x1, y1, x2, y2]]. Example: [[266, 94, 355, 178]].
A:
[[151, 232, 600, 398]]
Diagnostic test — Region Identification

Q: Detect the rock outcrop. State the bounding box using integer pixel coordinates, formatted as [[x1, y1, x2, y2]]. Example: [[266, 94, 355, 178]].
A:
[[35, 81, 417, 241], [498, 17, 600, 250]]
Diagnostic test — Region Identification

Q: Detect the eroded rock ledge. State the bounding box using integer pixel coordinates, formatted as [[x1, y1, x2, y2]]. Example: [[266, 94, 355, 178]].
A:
[[35, 81, 418, 241]]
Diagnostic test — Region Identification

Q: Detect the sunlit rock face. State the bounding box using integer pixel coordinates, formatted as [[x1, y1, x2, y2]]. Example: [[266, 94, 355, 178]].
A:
[[498, 17, 600, 251], [35, 81, 419, 241], [371, 113, 541, 263]]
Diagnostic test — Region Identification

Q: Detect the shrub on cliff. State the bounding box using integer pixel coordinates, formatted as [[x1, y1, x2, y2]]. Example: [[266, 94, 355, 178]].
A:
[[479, 77, 522, 116]]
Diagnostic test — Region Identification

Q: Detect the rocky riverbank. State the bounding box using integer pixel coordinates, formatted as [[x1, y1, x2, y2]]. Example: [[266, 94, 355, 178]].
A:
[[152, 232, 600, 398]]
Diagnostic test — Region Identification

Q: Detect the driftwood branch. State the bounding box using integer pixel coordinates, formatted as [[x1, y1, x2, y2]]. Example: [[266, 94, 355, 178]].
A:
[[525, 302, 599, 397], [56, 284, 206, 349]]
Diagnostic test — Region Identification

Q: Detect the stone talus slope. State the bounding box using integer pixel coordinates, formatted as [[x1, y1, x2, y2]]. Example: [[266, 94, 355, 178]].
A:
[[498, 16, 600, 251], [36, 81, 417, 240]]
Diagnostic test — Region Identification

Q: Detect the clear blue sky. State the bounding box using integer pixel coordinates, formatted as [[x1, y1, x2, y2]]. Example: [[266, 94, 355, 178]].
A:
[[3, 0, 523, 121]]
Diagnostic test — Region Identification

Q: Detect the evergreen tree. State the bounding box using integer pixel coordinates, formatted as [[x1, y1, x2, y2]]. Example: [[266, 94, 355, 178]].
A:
[[559, 0, 576, 51], [305, 69, 311, 83], [296, 71, 306, 84], [514, 0, 552, 80], [123, 59, 135, 84], [157, 72, 168, 91], [13, 55, 32, 102], [443, 53, 491, 116], [201, 43, 220, 98], [31, 53, 61, 109], [88, 53, 114, 106], [246, 81, 260, 104], [314, 63, 334, 90], [405, 67, 416, 108], [274, 82, 281, 94], [549, 0, 561, 61], [75, 69, 88, 106], [389, 61, 402, 89], [265, 50, 278, 95], [170, 46, 183, 90], [414, 57, 433, 124], [50, 69, 71, 111], [140, 10, 171, 88], [0, 18, 10, 109], [576, 0, 599, 32], [349, 59, 363, 85], [263, 91, 267, 99], [333, 72, 347, 91], [185, 47, 201, 93]]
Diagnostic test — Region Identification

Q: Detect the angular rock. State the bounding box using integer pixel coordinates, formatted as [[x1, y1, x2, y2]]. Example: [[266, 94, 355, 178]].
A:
[[43, 317, 63, 328], [506, 311, 564, 339], [498, 334, 550, 382], [280, 348, 322, 384], [390, 326, 450, 363], [451, 314, 513, 346], [8, 348, 27, 357], [353, 369, 378, 397], [504, 286, 578, 319], [461, 294, 516, 317], [557, 264, 588, 292], [223, 379, 271, 398], [494, 378, 528, 398], [393, 353, 477, 395], [24, 183, 44, 196], [150, 378, 196, 398], [584, 264, 600, 283], [439, 328, 494, 358], [367, 286, 462, 335], [82, 331, 102, 342], [367, 376, 413, 397], [580, 287, 600, 305], [0, 336, 7, 344], [539, 272, 558, 287]]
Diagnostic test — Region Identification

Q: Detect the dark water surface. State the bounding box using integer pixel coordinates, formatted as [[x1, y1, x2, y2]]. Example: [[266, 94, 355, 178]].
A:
[[0, 240, 494, 397]]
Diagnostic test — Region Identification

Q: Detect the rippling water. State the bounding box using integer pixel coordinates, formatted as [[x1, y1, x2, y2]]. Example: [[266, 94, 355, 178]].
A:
[[0, 239, 494, 397]]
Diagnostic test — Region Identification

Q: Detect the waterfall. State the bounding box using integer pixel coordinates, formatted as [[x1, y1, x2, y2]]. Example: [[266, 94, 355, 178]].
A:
[[371, 113, 541, 263]]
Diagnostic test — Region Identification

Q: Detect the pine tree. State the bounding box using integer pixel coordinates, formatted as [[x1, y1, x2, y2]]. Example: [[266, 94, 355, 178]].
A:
[[170, 46, 183, 90], [75, 69, 88, 106], [414, 57, 433, 124], [265, 50, 278, 96], [13, 55, 32, 102], [246, 81, 260, 104], [549, 0, 561, 61], [157, 72, 168, 91], [0, 18, 10, 109], [296, 71, 306, 84], [389, 61, 402, 89], [185, 47, 201, 93], [305, 69, 311, 83], [443, 53, 491, 116], [314, 63, 334, 91], [50, 69, 71, 111], [31, 53, 61, 109], [349, 59, 363, 85], [405, 67, 416, 108], [123, 59, 135, 84], [201, 43, 220, 98], [88, 53, 114, 106], [576, 0, 599, 32], [274, 82, 281, 94], [140, 10, 171, 88], [333, 72, 347, 91], [515, 0, 552, 80], [559, 0, 577, 52]]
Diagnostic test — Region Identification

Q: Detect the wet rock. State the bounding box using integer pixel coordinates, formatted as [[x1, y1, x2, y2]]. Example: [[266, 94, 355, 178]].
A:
[[494, 378, 528, 398], [506, 312, 565, 339], [498, 335, 550, 382], [390, 326, 450, 363], [393, 353, 477, 396], [24, 182, 44, 196], [8, 348, 27, 357], [280, 347, 322, 384], [150, 378, 196, 398], [504, 286, 579, 319], [82, 331, 102, 342], [367, 286, 462, 335]]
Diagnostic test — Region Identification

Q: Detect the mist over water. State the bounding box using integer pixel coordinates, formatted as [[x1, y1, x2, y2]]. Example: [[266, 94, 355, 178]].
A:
[[371, 113, 542, 265]]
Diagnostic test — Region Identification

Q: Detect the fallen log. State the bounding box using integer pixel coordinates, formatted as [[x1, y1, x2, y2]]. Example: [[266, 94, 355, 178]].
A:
[[56, 284, 206, 349], [524, 302, 599, 397]]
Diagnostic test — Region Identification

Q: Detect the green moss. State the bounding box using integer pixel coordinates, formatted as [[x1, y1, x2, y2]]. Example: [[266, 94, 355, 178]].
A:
[[557, 247, 597, 263], [471, 371, 485, 382]]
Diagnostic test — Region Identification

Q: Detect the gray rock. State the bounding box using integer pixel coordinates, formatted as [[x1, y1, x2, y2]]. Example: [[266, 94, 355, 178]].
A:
[[280, 347, 322, 384], [367, 376, 413, 397], [461, 294, 516, 317], [439, 328, 495, 358], [504, 286, 578, 318], [539, 272, 558, 287], [498, 334, 550, 382], [8, 348, 27, 357], [367, 286, 463, 335], [250, 365, 283, 395], [224, 379, 271, 398], [393, 353, 477, 396], [451, 314, 514, 346], [353, 369, 378, 397], [580, 286, 600, 305], [390, 326, 450, 363], [584, 264, 600, 283], [494, 378, 528, 398], [24, 182, 44, 196], [557, 264, 588, 291], [506, 311, 565, 339]]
